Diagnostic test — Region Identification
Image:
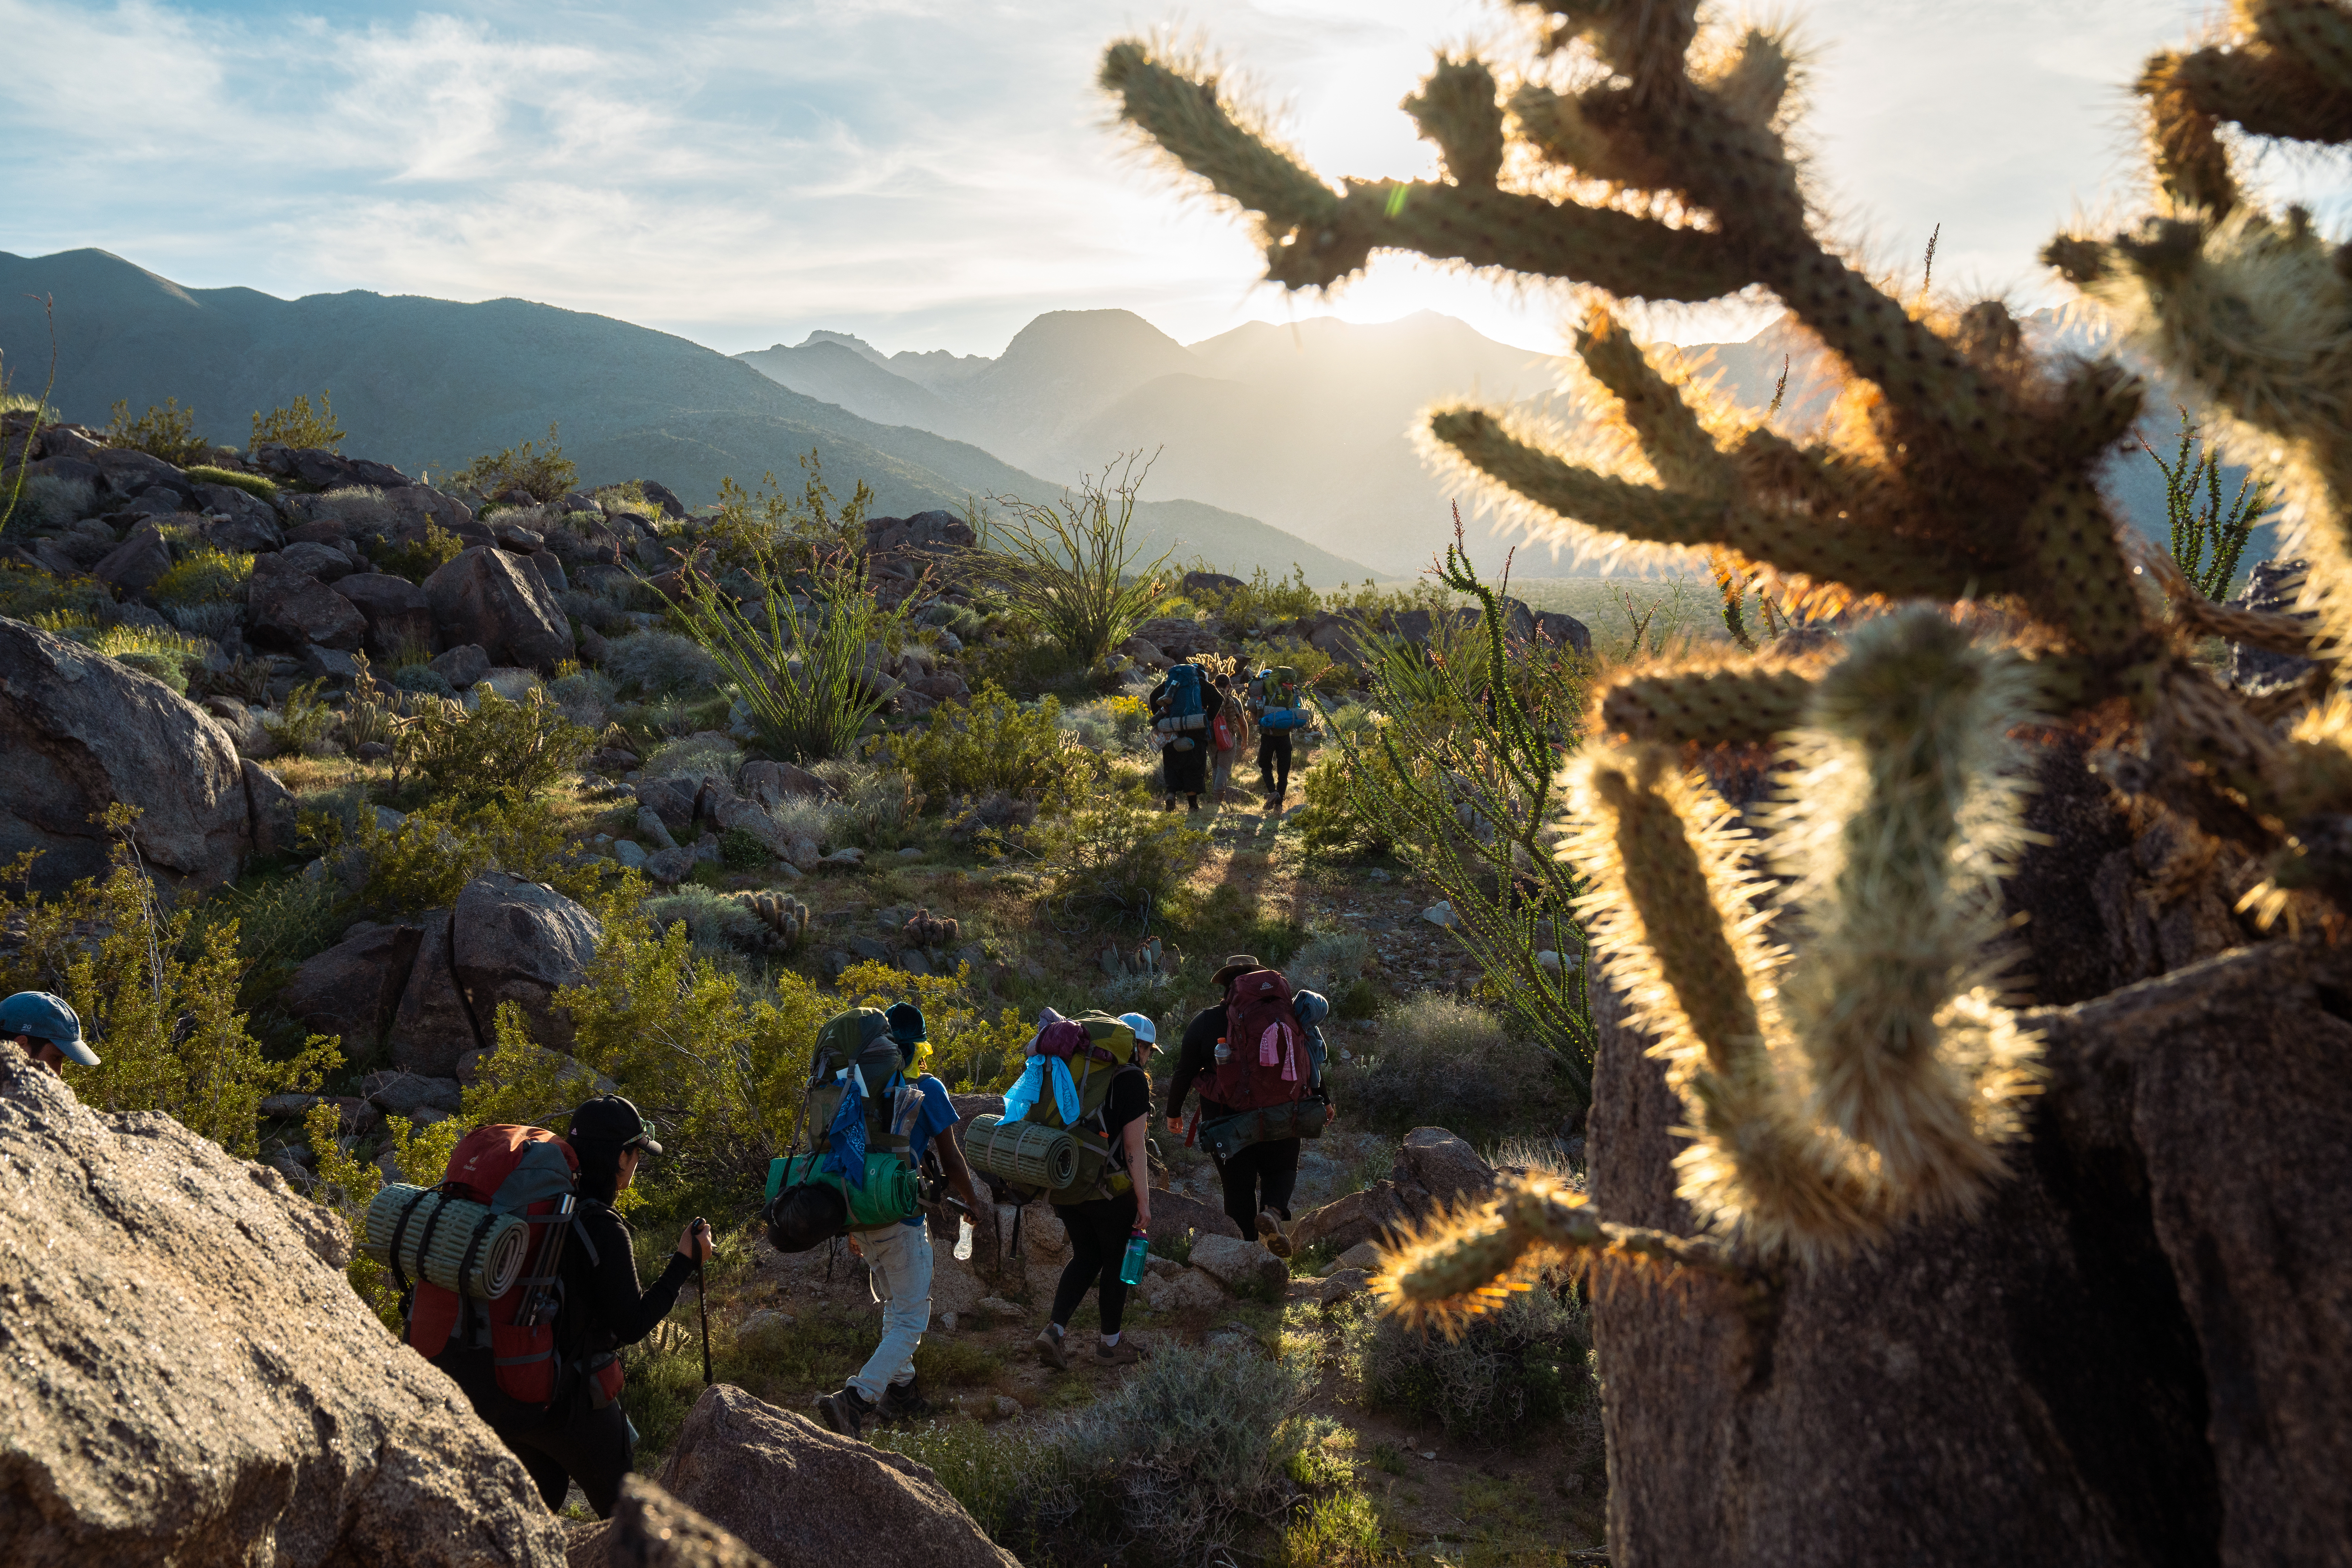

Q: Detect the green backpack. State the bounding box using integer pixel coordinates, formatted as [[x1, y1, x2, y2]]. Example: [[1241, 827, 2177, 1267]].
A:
[[766, 1008, 921, 1233], [965, 1013, 1147, 1204]]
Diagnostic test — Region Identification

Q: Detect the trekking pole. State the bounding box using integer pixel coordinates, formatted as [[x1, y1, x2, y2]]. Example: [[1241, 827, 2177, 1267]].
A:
[[694, 1216, 712, 1386]]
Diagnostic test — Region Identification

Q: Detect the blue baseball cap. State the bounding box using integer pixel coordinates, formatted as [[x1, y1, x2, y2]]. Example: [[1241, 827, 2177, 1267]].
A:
[[1, 992, 98, 1066]]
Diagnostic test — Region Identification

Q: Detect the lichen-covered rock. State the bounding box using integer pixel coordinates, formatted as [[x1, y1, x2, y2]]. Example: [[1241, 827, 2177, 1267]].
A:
[[0, 1055, 566, 1568], [0, 617, 256, 892]]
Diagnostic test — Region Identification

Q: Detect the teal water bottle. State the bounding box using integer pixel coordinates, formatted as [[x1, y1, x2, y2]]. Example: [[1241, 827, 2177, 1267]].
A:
[[1118, 1228, 1150, 1286]]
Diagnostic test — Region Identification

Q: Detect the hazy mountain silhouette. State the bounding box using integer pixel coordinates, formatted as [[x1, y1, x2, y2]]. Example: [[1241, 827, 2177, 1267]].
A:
[[0, 249, 1378, 583], [741, 300, 2270, 582]]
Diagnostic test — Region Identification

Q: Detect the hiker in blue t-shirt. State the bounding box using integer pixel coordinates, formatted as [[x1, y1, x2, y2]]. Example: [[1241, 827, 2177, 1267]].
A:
[[807, 1002, 990, 1439]]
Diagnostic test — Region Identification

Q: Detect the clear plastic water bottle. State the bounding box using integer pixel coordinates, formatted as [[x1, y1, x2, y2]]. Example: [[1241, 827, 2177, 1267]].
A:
[[1118, 1228, 1150, 1286], [891, 1084, 924, 1137], [954, 1213, 975, 1262], [1213, 1036, 1231, 1066]]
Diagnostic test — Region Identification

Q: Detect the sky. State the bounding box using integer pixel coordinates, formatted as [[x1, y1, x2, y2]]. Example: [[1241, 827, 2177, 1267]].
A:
[[3, 0, 2326, 362]]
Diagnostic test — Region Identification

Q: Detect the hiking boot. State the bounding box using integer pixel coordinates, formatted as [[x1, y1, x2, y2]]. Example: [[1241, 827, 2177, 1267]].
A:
[[1034, 1323, 1069, 1370], [814, 1384, 876, 1439], [878, 1375, 931, 1420], [1095, 1335, 1150, 1366], [1162, 798, 1175, 813], [1187, 796, 1200, 813], [1257, 1210, 1294, 1259]]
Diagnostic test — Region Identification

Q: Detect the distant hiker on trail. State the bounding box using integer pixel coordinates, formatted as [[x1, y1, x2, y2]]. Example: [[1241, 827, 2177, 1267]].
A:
[[769, 1002, 989, 1441], [1248, 665, 1309, 810], [1166, 957, 1336, 1254], [1150, 660, 1224, 813], [1210, 673, 1248, 805], [1032, 1011, 1160, 1370], [418, 1095, 711, 1519], [1, 992, 96, 1089]]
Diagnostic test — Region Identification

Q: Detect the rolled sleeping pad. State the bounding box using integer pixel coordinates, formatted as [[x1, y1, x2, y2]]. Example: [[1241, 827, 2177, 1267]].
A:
[[1154, 712, 1208, 733], [963, 1114, 1078, 1190], [1258, 707, 1311, 731], [362, 1183, 530, 1300]]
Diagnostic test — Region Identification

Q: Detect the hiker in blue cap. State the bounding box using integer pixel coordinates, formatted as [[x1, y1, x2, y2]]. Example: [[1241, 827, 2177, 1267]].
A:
[[3, 992, 98, 1087], [807, 1000, 991, 1439]]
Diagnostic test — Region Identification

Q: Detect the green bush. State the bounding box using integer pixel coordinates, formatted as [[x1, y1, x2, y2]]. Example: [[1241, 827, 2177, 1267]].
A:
[[250, 390, 343, 453], [454, 423, 577, 502], [362, 520, 464, 582], [263, 678, 336, 754], [1335, 992, 1560, 1140], [871, 1422, 1040, 1548], [152, 547, 254, 608], [605, 629, 720, 697], [0, 805, 339, 1157], [872, 682, 1074, 810], [982, 455, 1171, 667], [0, 561, 110, 621], [104, 397, 209, 465], [394, 687, 593, 803], [1183, 562, 1322, 634], [332, 795, 597, 913], [1344, 1277, 1597, 1447], [184, 464, 279, 500], [1041, 799, 1206, 928], [1292, 746, 1394, 858], [812, 759, 923, 850], [832, 959, 1029, 1092]]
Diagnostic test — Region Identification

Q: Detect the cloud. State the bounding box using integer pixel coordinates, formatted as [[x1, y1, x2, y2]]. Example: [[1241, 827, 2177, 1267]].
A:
[[0, 0, 2279, 361]]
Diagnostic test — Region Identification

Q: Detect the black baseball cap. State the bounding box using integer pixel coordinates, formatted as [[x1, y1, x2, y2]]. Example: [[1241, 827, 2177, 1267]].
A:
[[571, 1093, 663, 1153]]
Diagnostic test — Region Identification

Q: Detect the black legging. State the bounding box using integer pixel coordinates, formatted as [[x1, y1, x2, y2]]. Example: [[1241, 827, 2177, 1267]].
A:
[[1216, 1137, 1300, 1237], [1051, 1192, 1139, 1335], [437, 1348, 636, 1518], [1257, 732, 1293, 794]]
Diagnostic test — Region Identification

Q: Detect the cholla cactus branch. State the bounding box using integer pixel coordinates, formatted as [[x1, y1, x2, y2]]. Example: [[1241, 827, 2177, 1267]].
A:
[[1402, 57, 1506, 187], [1592, 659, 1822, 746]]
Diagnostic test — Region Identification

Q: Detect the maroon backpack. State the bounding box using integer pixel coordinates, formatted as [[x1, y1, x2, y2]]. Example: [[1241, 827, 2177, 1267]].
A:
[[1209, 968, 1308, 1111]]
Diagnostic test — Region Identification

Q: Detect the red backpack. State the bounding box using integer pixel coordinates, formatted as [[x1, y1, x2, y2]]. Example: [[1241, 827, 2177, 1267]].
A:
[[402, 1125, 605, 1408], [1210, 968, 1309, 1111]]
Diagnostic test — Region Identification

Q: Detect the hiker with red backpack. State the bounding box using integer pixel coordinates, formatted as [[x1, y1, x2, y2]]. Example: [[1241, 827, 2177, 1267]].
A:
[[384, 1094, 709, 1518], [1209, 674, 1249, 805], [1164, 956, 1335, 1251], [1150, 660, 1224, 813]]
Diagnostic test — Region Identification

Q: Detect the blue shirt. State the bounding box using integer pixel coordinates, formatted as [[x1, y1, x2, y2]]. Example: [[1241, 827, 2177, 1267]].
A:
[[902, 1074, 959, 1228]]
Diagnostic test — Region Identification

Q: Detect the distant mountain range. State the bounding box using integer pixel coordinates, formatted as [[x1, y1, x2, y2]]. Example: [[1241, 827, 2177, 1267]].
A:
[[741, 300, 2265, 581], [0, 250, 1378, 584]]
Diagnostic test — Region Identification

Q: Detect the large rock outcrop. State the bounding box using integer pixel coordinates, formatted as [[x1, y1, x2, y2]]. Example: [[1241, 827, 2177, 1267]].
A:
[[424, 548, 575, 672], [281, 920, 426, 1059], [388, 909, 483, 1076], [0, 1055, 567, 1567], [568, 1385, 1015, 1568], [452, 873, 600, 1052], [0, 617, 258, 891]]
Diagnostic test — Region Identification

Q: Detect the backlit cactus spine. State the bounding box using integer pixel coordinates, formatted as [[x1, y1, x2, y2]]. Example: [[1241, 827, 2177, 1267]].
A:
[[1103, 0, 2352, 1319]]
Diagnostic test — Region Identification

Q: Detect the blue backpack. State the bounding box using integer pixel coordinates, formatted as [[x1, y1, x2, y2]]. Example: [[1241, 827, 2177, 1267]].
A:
[[1158, 665, 1208, 739]]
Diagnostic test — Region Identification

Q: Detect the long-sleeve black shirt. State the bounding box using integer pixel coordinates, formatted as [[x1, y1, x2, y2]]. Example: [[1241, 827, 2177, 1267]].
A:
[[559, 1199, 694, 1357], [1167, 1003, 1230, 1120]]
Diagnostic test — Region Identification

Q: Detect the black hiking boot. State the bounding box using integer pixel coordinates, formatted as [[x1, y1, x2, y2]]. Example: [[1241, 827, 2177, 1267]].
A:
[[879, 1375, 931, 1420], [814, 1384, 876, 1439]]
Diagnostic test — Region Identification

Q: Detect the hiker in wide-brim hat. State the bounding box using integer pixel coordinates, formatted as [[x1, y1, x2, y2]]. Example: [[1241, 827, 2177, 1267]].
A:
[[1167, 957, 1338, 1253]]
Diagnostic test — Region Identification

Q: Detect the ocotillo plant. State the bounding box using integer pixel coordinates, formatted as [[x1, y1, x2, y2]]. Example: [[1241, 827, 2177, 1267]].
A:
[[1103, 0, 2352, 1318]]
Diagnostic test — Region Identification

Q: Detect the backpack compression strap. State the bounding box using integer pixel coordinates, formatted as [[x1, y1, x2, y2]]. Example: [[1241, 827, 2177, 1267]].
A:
[[386, 1185, 436, 1300]]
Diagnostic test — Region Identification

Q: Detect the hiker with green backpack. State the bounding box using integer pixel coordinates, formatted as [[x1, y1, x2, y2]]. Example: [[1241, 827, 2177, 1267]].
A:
[[1248, 666, 1311, 809], [761, 1002, 988, 1440]]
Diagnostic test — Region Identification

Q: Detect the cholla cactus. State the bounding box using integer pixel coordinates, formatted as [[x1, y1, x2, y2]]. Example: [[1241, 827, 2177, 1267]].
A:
[[903, 907, 961, 948], [1103, 1, 2352, 1316]]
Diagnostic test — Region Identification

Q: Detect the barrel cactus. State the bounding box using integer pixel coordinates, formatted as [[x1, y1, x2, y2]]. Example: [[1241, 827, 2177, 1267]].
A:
[[1103, 0, 2352, 1316]]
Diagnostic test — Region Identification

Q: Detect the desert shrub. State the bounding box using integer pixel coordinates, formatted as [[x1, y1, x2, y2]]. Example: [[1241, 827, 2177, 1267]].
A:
[[1291, 745, 1395, 859], [0, 807, 340, 1157], [263, 678, 337, 754], [165, 601, 243, 641], [185, 464, 279, 502], [1345, 1277, 1596, 1446], [765, 790, 847, 852], [104, 397, 209, 465], [941, 790, 1039, 852], [464, 889, 836, 1201], [453, 423, 576, 503], [810, 758, 922, 850], [251, 390, 343, 453], [1042, 1340, 1314, 1567], [641, 885, 771, 956], [1288, 927, 1372, 1004], [1338, 993, 1559, 1140], [394, 687, 593, 802], [344, 795, 600, 912], [605, 628, 720, 697], [363, 519, 464, 582], [1275, 1490, 1390, 1568], [1041, 800, 1205, 927], [391, 663, 454, 698], [983, 455, 1171, 667], [673, 553, 897, 764], [1058, 693, 1152, 752], [873, 682, 1075, 810], [642, 731, 740, 781], [0, 560, 111, 620], [1241, 635, 1346, 695], [832, 960, 1030, 1092], [870, 1423, 1038, 1547], [312, 487, 398, 534], [92, 625, 203, 693], [153, 547, 254, 608], [548, 668, 615, 729], [1184, 562, 1322, 634], [11, 473, 95, 529]]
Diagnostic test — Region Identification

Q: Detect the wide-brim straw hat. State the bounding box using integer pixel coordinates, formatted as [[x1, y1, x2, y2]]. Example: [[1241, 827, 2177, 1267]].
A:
[[1210, 954, 1262, 987]]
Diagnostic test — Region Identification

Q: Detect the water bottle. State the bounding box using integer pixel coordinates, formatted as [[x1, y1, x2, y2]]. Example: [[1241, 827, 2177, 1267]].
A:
[[891, 1084, 924, 1137], [954, 1214, 975, 1262], [1118, 1228, 1150, 1286], [1213, 1036, 1231, 1066]]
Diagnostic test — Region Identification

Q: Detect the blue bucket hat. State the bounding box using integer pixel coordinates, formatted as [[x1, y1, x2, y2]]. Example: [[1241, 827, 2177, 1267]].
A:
[[1, 992, 98, 1066]]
